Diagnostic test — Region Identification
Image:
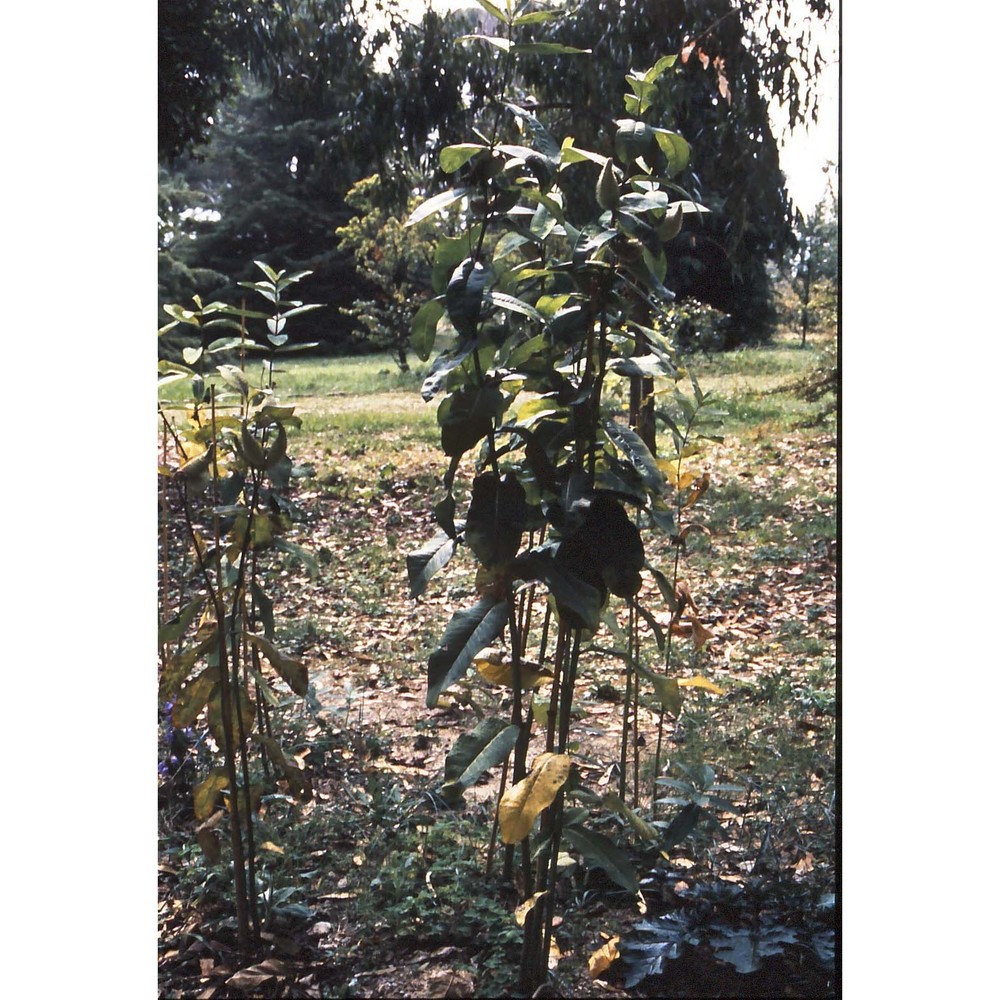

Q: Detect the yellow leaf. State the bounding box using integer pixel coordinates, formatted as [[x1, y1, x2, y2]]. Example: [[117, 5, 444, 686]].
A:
[[658, 458, 700, 489], [587, 936, 620, 978], [260, 841, 284, 855], [499, 753, 572, 844], [475, 653, 553, 689], [678, 675, 724, 695], [514, 891, 547, 927], [193, 770, 229, 822]]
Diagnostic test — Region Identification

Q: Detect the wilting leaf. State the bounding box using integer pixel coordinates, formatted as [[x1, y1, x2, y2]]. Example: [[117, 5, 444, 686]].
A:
[[439, 716, 520, 804], [677, 675, 723, 695], [562, 824, 638, 891], [244, 633, 308, 696], [588, 936, 620, 978], [515, 891, 547, 927], [259, 735, 312, 800], [633, 664, 682, 716], [600, 792, 659, 842], [196, 827, 222, 864], [158, 595, 207, 646], [427, 599, 509, 707], [194, 770, 229, 822], [475, 654, 553, 690], [171, 667, 217, 728], [499, 752, 571, 843]]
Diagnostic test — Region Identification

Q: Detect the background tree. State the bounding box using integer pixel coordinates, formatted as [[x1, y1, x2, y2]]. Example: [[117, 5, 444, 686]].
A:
[[514, 0, 834, 344], [158, 2, 499, 355], [784, 166, 838, 346]]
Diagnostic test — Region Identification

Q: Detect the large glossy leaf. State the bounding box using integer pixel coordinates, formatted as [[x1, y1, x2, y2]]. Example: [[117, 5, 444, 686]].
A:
[[603, 419, 666, 495], [440, 143, 487, 174], [406, 529, 457, 598], [660, 802, 702, 850], [514, 547, 604, 632], [426, 598, 509, 707], [498, 752, 571, 843], [446, 258, 491, 339], [410, 298, 444, 362], [439, 716, 520, 804], [405, 186, 471, 228], [562, 824, 638, 892], [465, 471, 528, 568]]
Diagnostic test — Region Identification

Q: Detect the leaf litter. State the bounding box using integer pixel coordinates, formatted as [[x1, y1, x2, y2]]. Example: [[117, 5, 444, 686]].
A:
[[158, 388, 837, 998]]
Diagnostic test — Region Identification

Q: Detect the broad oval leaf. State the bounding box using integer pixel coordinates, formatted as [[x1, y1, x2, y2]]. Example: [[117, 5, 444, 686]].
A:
[[439, 716, 520, 804], [405, 186, 471, 228], [499, 752, 572, 844], [441, 143, 487, 174], [562, 824, 638, 892], [426, 598, 509, 707]]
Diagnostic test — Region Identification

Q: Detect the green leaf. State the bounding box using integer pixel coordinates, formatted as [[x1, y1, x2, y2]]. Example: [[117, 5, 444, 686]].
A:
[[441, 143, 487, 174], [503, 102, 561, 158], [216, 364, 250, 398], [596, 157, 620, 211], [465, 471, 528, 569], [660, 802, 702, 850], [426, 598, 509, 707], [487, 291, 544, 322], [513, 548, 604, 632], [440, 717, 520, 804], [446, 258, 491, 339], [652, 129, 690, 176], [603, 419, 666, 495], [406, 529, 457, 599], [562, 825, 638, 892], [458, 33, 511, 52], [253, 260, 281, 283], [511, 42, 591, 56], [158, 595, 207, 646], [405, 186, 471, 228], [608, 353, 677, 379], [512, 10, 563, 27], [410, 298, 444, 362], [474, 0, 507, 22]]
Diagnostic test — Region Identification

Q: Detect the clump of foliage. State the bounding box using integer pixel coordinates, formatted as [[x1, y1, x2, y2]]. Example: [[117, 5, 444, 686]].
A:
[[335, 173, 441, 371], [780, 173, 839, 347], [158, 263, 323, 952], [404, 4, 736, 992]]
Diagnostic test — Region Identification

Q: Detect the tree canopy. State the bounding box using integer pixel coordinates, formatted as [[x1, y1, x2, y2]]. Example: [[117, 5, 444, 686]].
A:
[[159, 0, 836, 351]]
